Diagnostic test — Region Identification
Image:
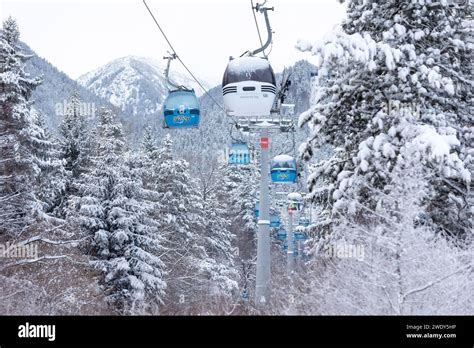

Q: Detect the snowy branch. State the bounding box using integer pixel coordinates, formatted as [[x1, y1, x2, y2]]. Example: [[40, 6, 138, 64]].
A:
[[18, 235, 85, 246], [0, 255, 70, 272], [401, 264, 473, 303]]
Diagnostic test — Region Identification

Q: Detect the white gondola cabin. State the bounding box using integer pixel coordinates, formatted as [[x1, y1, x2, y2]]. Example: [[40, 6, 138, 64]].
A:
[[222, 56, 276, 118]]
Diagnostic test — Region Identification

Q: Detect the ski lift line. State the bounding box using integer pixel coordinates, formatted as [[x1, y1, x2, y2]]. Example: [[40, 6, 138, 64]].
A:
[[142, 0, 229, 116], [142, 0, 177, 60], [250, 0, 266, 58]]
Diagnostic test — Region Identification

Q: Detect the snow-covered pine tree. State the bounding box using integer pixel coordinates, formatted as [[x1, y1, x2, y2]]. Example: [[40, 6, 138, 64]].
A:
[[151, 134, 210, 314], [133, 125, 162, 189], [298, 0, 472, 239], [59, 90, 92, 178], [0, 17, 42, 235], [57, 90, 93, 217], [195, 159, 239, 309], [74, 107, 166, 314], [30, 109, 67, 214], [220, 161, 259, 304], [140, 125, 160, 160], [225, 163, 259, 257]]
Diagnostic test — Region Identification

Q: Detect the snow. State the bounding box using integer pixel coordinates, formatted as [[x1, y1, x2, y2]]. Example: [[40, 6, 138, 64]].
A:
[[373, 134, 386, 151], [368, 60, 376, 71], [288, 192, 302, 201], [398, 67, 410, 81], [357, 143, 371, 160], [295, 39, 312, 52], [382, 44, 396, 70], [382, 142, 395, 158], [394, 23, 407, 36], [227, 56, 270, 74], [273, 154, 295, 162], [413, 30, 425, 40], [427, 69, 442, 88], [444, 82, 455, 95], [412, 126, 460, 160]]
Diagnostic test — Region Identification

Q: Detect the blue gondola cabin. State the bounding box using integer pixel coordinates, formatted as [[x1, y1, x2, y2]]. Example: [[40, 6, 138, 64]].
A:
[[163, 89, 200, 128], [271, 155, 297, 183], [270, 215, 280, 228], [276, 229, 287, 241], [299, 217, 310, 227]]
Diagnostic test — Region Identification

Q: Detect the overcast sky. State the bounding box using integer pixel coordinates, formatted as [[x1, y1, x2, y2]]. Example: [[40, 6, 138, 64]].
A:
[[1, 0, 346, 86]]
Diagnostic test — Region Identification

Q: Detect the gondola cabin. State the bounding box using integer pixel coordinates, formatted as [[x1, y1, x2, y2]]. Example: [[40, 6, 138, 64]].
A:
[[270, 215, 281, 228], [288, 192, 303, 210], [222, 56, 276, 117], [228, 143, 250, 165], [271, 155, 297, 183], [163, 89, 200, 128], [293, 231, 307, 241], [276, 229, 287, 241], [298, 217, 310, 227]]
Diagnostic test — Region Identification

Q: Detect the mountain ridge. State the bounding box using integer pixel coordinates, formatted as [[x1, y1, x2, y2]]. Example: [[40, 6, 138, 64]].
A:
[[77, 55, 209, 117]]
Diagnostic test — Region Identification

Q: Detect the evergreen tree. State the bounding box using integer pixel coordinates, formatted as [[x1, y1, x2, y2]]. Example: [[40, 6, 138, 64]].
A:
[[0, 17, 42, 235], [298, 0, 472, 239], [57, 90, 93, 217], [199, 162, 239, 302], [74, 107, 166, 314], [30, 109, 67, 214], [134, 125, 161, 189], [221, 162, 259, 301], [152, 134, 209, 313], [225, 163, 259, 257], [59, 90, 91, 178], [140, 125, 160, 161]]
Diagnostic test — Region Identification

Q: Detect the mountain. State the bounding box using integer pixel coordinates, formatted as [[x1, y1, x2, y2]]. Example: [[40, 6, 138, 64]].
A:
[[20, 42, 112, 131], [77, 56, 210, 134]]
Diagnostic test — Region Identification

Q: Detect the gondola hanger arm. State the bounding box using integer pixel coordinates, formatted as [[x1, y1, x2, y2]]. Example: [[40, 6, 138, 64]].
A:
[[251, 2, 274, 56]]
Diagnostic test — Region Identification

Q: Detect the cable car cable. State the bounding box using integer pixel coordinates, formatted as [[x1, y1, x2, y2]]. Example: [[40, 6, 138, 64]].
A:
[[142, 0, 229, 116]]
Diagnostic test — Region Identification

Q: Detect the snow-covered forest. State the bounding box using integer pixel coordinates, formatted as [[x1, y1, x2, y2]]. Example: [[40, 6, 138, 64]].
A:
[[0, 0, 473, 316]]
